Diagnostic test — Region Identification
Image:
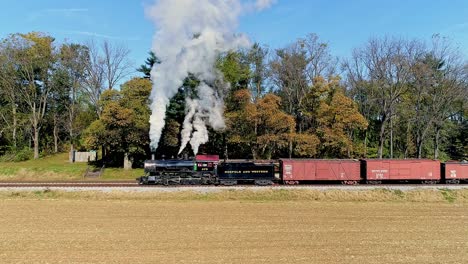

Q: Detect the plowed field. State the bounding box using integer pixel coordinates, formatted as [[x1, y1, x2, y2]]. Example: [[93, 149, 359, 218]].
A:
[[0, 198, 467, 263]]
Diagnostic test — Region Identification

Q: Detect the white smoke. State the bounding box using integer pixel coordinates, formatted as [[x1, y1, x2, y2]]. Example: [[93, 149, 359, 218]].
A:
[[190, 115, 209, 155], [178, 98, 197, 154], [147, 0, 275, 155]]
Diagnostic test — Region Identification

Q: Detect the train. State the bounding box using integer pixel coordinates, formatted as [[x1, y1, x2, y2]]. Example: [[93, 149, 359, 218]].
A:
[[137, 154, 468, 185]]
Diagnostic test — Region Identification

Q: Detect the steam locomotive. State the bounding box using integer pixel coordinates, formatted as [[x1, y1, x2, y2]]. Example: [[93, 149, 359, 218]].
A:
[[138, 155, 275, 186], [137, 155, 468, 185]]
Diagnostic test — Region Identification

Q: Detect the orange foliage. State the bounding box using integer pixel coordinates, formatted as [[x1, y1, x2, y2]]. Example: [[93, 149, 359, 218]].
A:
[[226, 89, 296, 159], [315, 80, 368, 157]]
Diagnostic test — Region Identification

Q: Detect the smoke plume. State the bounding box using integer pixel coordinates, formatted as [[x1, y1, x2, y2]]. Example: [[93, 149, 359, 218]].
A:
[[147, 0, 275, 155]]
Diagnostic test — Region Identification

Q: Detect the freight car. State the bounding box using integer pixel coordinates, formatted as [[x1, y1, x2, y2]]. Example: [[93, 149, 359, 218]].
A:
[[280, 159, 361, 185], [138, 155, 466, 185], [361, 159, 441, 184], [442, 161, 468, 184]]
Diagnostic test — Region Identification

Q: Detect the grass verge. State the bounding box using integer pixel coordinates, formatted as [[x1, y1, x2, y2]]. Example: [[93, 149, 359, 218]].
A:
[[0, 153, 143, 181], [1, 188, 468, 203]]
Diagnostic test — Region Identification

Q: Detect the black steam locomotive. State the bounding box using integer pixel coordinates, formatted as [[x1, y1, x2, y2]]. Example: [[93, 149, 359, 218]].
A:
[[137, 155, 276, 186]]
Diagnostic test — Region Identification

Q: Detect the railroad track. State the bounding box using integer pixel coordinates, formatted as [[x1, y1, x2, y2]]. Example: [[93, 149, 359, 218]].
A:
[[0, 181, 138, 188], [0, 181, 466, 189]]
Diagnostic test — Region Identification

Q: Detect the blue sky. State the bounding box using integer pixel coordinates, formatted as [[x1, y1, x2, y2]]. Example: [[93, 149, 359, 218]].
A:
[[1, 0, 467, 78]]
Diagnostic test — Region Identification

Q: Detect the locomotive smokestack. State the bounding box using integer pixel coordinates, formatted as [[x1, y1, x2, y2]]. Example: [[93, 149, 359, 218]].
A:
[[151, 153, 155, 160]]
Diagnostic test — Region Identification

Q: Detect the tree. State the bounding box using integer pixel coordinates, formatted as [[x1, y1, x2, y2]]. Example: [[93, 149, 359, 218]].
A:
[[102, 40, 133, 90], [247, 43, 269, 101], [5, 32, 55, 159], [0, 40, 21, 149], [345, 37, 421, 158], [270, 42, 309, 116], [426, 37, 466, 159], [137, 51, 160, 78], [312, 77, 368, 157], [82, 40, 133, 117], [226, 89, 296, 159], [48, 63, 70, 153], [302, 33, 338, 82], [55, 43, 88, 157], [82, 40, 105, 117], [83, 78, 151, 169]]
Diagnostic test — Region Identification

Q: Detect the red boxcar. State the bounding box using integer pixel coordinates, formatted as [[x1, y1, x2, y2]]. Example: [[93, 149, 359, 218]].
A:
[[279, 159, 361, 184], [442, 162, 468, 183], [363, 159, 440, 182]]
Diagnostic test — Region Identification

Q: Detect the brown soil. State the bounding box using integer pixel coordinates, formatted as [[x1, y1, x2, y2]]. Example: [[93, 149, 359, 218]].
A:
[[0, 199, 466, 263]]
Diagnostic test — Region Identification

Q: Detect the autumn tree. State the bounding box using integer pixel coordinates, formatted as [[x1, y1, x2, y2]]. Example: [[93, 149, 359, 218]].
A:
[[311, 77, 368, 157], [83, 78, 151, 169], [226, 89, 296, 159]]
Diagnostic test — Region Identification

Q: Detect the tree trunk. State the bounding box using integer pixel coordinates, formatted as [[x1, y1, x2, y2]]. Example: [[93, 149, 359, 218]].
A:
[[12, 104, 17, 148], [69, 116, 74, 163], [404, 122, 411, 158], [123, 152, 132, 170], [251, 148, 257, 161], [253, 120, 258, 160], [417, 143, 423, 159], [33, 121, 39, 159], [223, 133, 228, 161], [390, 115, 393, 158], [288, 139, 293, 159], [378, 121, 386, 159], [101, 145, 107, 163], [256, 82, 261, 102], [434, 126, 441, 160], [416, 124, 431, 159], [364, 130, 368, 158], [53, 114, 58, 153]]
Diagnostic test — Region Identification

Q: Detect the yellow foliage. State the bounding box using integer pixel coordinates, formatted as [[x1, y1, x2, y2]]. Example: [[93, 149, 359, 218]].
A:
[[226, 89, 297, 158], [315, 82, 368, 157], [292, 133, 320, 157]]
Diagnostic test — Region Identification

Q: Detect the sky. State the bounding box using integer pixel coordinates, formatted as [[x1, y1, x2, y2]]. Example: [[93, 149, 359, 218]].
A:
[[0, 0, 467, 80]]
